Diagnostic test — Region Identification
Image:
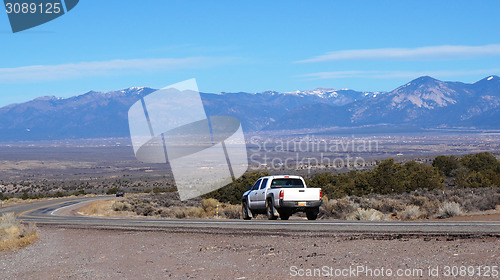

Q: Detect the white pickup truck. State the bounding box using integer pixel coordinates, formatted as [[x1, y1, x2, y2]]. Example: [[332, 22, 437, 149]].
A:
[[241, 175, 322, 220]]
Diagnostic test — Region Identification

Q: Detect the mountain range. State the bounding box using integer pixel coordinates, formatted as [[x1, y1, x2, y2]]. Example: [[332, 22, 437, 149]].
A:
[[1, 76, 499, 141]]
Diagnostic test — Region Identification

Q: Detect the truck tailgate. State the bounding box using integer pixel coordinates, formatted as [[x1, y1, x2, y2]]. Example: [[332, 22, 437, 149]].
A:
[[282, 188, 320, 201]]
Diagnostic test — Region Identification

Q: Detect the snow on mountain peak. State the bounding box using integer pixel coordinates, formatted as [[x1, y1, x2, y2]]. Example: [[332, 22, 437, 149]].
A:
[[130, 86, 146, 91], [391, 80, 456, 109], [34, 95, 57, 101], [488, 76, 494, 81], [282, 88, 342, 98], [123, 87, 148, 94]]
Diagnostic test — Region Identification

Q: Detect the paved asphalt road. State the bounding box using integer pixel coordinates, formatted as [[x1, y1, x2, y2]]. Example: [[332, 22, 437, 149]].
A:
[[1, 196, 499, 236]]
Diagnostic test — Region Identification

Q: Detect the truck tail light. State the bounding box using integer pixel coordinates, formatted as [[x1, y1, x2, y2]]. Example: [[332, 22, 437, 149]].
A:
[[279, 189, 284, 200], [319, 189, 322, 199]]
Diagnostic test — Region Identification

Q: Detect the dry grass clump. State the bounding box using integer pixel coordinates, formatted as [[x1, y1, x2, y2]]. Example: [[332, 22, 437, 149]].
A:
[[78, 200, 115, 216], [438, 202, 463, 219], [0, 212, 38, 251], [408, 195, 439, 217], [347, 208, 387, 221], [201, 198, 219, 213], [398, 205, 424, 220], [112, 201, 132, 212], [78, 199, 136, 217], [173, 207, 205, 219], [1, 198, 26, 207], [165, 201, 239, 219]]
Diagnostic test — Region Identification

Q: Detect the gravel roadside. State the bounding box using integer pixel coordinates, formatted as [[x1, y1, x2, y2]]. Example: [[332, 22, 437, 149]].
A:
[[0, 226, 498, 280]]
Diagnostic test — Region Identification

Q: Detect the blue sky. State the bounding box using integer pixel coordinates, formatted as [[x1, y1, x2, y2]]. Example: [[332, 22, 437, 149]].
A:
[[1, 0, 500, 106]]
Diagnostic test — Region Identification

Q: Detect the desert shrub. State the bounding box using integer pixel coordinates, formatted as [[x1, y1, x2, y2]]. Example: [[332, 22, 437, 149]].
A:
[[152, 206, 172, 216], [397, 161, 444, 192], [20, 192, 30, 200], [358, 196, 406, 215], [461, 191, 499, 212], [135, 205, 155, 216], [71, 190, 86, 196], [152, 187, 173, 194], [321, 197, 358, 219], [453, 169, 495, 188], [460, 152, 499, 173], [438, 202, 463, 219], [309, 173, 355, 198], [0, 189, 11, 201], [319, 196, 354, 218], [30, 193, 46, 199], [201, 198, 219, 213], [112, 201, 131, 212], [129, 192, 199, 209], [173, 208, 186, 219], [106, 187, 120, 195], [347, 208, 385, 221], [432, 187, 499, 212], [127, 200, 241, 219], [173, 208, 187, 219], [398, 205, 423, 220], [155, 207, 172, 217], [370, 159, 402, 194], [319, 196, 334, 218], [419, 199, 441, 217], [310, 159, 443, 200], [222, 204, 241, 219], [484, 170, 500, 188], [409, 195, 429, 206], [433, 155, 461, 176], [53, 191, 67, 198], [448, 195, 461, 204], [174, 207, 204, 219]]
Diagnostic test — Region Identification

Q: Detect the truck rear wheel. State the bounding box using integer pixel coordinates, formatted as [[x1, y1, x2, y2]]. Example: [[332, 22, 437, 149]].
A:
[[242, 201, 251, 220], [306, 207, 319, 220], [266, 199, 278, 220]]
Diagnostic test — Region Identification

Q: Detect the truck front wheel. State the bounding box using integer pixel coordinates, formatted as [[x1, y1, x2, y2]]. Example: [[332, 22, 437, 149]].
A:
[[242, 201, 251, 220], [266, 199, 278, 220], [306, 207, 319, 220]]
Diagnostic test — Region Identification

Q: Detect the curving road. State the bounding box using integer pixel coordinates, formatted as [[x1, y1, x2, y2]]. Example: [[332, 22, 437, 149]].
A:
[[1, 196, 499, 236]]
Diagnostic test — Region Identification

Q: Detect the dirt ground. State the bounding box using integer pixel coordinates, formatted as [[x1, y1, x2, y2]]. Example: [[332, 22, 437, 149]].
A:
[[0, 226, 498, 280]]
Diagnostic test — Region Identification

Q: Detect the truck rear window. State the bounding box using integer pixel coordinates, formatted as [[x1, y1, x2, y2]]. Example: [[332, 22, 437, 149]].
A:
[[270, 178, 304, 188]]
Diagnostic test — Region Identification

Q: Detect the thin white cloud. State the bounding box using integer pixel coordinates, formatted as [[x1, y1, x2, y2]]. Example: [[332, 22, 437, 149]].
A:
[[0, 57, 238, 83], [296, 44, 500, 63], [298, 69, 500, 80]]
